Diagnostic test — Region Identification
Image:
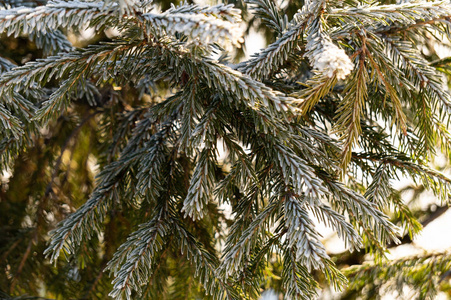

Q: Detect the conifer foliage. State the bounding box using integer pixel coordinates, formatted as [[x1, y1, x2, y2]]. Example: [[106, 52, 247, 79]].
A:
[[1, 0, 451, 298]]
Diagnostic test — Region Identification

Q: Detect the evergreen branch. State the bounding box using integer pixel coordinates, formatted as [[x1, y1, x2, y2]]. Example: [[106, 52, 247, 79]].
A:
[[141, 10, 243, 48], [284, 194, 330, 271], [364, 163, 392, 208], [320, 175, 400, 246], [135, 121, 172, 201], [166, 3, 242, 23], [383, 37, 451, 125], [334, 50, 368, 171], [104, 0, 140, 14], [292, 126, 341, 173], [133, 38, 297, 121], [273, 143, 327, 198], [219, 199, 281, 277], [44, 155, 138, 262], [28, 30, 74, 55], [106, 208, 172, 300], [282, 249, 319, 299], [0, 101, 25, 138], [430, 115, 451, 158], [303, 0, 327, 15], [330, 2, 451, 38], [0, 42, 141, 123], [344, 251, 451, 299], [0, 0, 45, 9], [294, 73, 337, 114], [2, 0, 451, 297], [0, 57, 16, 73], [0, 0, 120, 36], [190, 95, 223, 147], [330, 1, 451, 26], [0, 83, 36, 117], [236, 19, 306, 80], [214, 134, 257, 200], [304, 16, 353, 80], [106, 106, 152, 160], [247, 0, 287, 35], [46, 125, 147, 259], [172, 221, 240, 299], [284, 193, 348, 290], [365, 38, 407, 134], [219, 183, 262, 256], [46, 116, 174, 262], [384, 36, 451, 113], [305, 199, 363, 250], [0, 42, 137, 89], [196, 59, 294, 116], [181, 148, 216, 220], [34, 78, 78, 124], [0, 136, 24, 170], [354, 152, 451, 202], [178, 85, 203, 150], [390, 192, 423, 240]]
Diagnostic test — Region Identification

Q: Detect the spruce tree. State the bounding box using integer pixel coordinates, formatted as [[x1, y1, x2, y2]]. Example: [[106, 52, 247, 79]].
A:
[[1, 0, 451, 299]]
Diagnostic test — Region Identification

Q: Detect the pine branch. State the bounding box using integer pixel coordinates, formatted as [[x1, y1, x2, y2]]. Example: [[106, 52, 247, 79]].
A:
[[182, 148, 216, 220], [334, 50, 368, 170], [354, 152, 451, 202], [330, 1, 451, 26], [165, 3, 242, 23], [365, 37, 407, 134], [273, 143, 327, 198], [0, 101, 25, 138], [330, 1, 451, 38], [28, 30, 73, 55], [282, 249, 319, 300], [44, 157, 135, 262], [190, 95, 223, 147], [106, 207, 172, 300], [364, 163, 392, 208], [284, 194, 331, 271], [304, 17, 353, 80], [344, 251, 451, 299], [0, 41, 141, 124], [0, 0, 121, 37], [305, 198, 363, 251], [247, 0, 287, 35], [294, 72, 337, 114], [45, 118, 174, 262], [2, 0, 451, 298], [104, 0, 140, 14], [0, 57, 15, 72], [141, 9, 243, 49], [178, 85, 203, 151], [236, 14, 307, 79], [214, 134, 257, 201], [131, 38, 297, 120], [135, 121, 172, 202], [219, 200, 281, 277], [384, 37, 451, 153], [320, 175, 400, 246], [172, 221, 240, 299]]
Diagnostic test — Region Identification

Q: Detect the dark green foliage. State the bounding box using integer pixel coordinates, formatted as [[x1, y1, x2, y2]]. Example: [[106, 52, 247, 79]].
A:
[[1, 0, 451, 299]]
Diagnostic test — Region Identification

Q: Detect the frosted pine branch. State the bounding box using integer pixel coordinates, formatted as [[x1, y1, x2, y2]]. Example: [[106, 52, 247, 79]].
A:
[[0, 1, 118, 36], [182, 149, 215, 220], [167, 3, 242, 23], [284, 195, 330, 271], [237, 19, 306, 79], [305, 19, 354, 80], [142, 10, 243, 49]]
